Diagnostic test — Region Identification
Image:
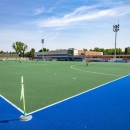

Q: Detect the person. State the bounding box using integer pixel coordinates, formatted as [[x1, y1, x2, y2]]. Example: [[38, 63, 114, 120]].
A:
[[86, 59, 89, 66], [6, 57, 8, 63], [36, 59, 39, 62], [3, 58, 5, 62], [19, 58, 21, 63]]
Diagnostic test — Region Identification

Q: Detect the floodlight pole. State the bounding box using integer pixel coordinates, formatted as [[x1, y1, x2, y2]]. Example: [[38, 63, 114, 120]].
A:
[[41, 39, 44, 61], [113, 21, 119, 62], [114, 31, 117, 61]]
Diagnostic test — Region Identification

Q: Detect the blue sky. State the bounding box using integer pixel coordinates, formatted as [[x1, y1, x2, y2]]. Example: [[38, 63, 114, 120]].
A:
[[0, 0, 130, 52]]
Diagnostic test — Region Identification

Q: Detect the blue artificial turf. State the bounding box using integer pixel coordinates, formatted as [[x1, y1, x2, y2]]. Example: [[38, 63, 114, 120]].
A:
[[0, 75, 130, 130]]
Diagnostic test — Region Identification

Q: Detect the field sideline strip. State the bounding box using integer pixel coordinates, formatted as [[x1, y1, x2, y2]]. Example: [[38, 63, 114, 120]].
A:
[[0, 95, 23, 114], [71, 65, 122, 77], [28, 74, 130, 115]]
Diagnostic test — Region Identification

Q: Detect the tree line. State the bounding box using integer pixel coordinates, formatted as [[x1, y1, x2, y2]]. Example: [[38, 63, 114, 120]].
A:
[[88, 47, 130, 55], [0, 41, 130, 58], [0, 41, 49, 58], [69, 47, 130, 55]]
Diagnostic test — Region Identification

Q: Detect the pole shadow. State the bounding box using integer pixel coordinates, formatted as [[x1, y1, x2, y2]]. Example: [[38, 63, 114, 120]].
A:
[[0, 118, 19, 123]]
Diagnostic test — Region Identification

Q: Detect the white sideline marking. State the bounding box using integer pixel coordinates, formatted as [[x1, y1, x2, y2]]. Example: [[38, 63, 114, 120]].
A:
[[0, 95, 24, 114], [71, 65, 122, 77], [28, 74, 130, 115]]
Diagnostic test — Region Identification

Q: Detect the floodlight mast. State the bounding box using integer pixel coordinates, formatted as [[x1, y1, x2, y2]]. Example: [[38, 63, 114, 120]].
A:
[[113, 21, 119, 62], [41, 39, 44, 61]]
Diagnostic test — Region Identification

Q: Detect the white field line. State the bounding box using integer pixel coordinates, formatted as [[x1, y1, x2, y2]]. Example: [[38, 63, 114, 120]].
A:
[[71, 65, 122, 77], [28, 74, 130, 115], [0, 95, 23, 114]]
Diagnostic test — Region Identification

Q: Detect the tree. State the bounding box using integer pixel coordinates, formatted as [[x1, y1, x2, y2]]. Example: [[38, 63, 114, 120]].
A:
[[116, 48, 123, 54], [12, 41, 28, 57], [30, 48, 35, 59], [12, 52, 17, 54], [12, 41, 21, 54], [93, 47, 100, 52], [125, 47, 130, 54], [24, 51, 31, 57], [39, 48, 49, 52], [20, 43, 28, 57], [104, 48, 114, 55], [102, 48, 123, 55], [100, 48, 105, 55], [109, 48, 114, 55], [0, 51, 4, 53], [68, 48, 75, 50]]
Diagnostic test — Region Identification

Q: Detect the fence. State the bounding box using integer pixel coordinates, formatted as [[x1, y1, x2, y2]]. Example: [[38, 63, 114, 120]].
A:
[[0, 54, 19, 58]]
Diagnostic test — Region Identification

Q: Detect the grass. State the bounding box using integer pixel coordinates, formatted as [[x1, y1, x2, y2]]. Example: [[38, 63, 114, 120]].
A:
[[0, 61, 130, 113]]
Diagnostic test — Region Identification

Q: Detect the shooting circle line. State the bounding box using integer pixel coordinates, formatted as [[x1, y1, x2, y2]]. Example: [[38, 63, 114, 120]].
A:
[[70, 65, 122, 77]]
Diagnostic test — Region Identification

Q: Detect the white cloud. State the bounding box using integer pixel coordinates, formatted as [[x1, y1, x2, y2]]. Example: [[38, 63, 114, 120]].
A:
[[48, 0, 64, 13], [64, 5, 99, 18], [50, 32, 59, 41], [37, 5, 130, 27], [34, 7, 45, 15]]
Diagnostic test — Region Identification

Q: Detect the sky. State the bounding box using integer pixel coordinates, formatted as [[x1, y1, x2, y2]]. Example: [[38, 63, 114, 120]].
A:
[[0, 0, 130, 52]]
